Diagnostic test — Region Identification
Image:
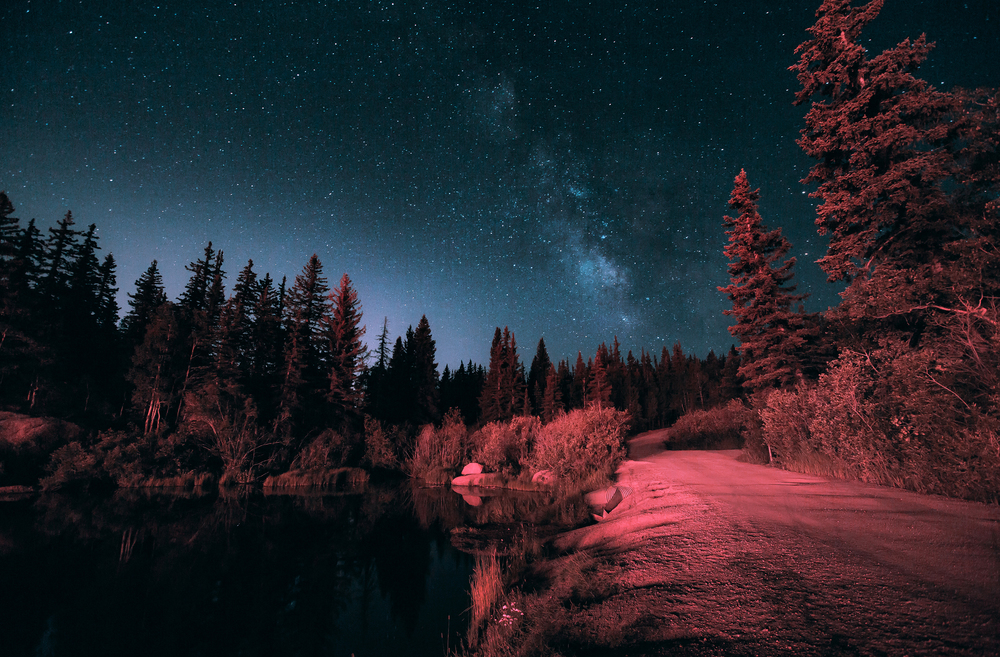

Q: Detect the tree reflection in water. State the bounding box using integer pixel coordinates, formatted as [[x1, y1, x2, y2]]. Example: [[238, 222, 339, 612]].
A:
[[0, 483, 478, 657]]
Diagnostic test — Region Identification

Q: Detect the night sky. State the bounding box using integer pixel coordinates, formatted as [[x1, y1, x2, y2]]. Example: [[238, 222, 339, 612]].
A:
[[2, 1, 997, 367]]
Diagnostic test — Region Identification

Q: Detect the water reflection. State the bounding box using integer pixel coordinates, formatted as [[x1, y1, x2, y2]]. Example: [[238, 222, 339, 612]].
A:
[[0, 483, 486, 657]]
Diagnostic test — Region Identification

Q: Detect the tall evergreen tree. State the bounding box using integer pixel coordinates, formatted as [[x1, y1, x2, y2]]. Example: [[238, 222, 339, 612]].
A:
[[411, 315, 439, 423], [791, 0, 965, 329], [527, 337, 551, 415], [718, 170, 810, 391], [479, 327, 524, 423], [40, 211, 79, 315], [326, 273, 367, 423], [277, 254, 331, 437], [123, 260, 168, 350], [541, 363, 563, 423]]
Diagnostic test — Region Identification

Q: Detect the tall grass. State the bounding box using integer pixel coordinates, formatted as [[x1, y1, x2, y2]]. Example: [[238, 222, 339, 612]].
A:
[[467, 550, 505, 647]]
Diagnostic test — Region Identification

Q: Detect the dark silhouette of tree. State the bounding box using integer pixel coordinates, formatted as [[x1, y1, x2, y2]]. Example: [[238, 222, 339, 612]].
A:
[[123, 261, 168, 351], [326, 273, 367, 427], [410, 315, 438, 424], [247, 272, 284, 420], [479, 327, 524, 422], [127, 302, 186, 435], [277, 254, 330, 438], [362, 317, 392, 422], [541, 363, 563, 423], [440, 360, 485, 425], [384, 334, 415, 425], [588, 344, 612, 408], [719, 170, 810, 391], [527, 337, 551, 415], [570, 351, 587, 410]]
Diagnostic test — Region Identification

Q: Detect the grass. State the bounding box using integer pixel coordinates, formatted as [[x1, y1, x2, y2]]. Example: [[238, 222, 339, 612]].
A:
[[262, 467, 369, 491], [468, 550, 505, 647]]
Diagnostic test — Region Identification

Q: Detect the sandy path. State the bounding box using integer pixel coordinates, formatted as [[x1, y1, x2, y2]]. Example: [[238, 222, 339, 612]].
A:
[[549, 431, 1000, 655]]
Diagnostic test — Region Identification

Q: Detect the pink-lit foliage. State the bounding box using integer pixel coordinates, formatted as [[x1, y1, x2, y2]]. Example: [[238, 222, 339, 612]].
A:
[[668, 399, 754, 450], [758, 340, 1000, 502], [361, 415, 399, 470], [408, 408, 469, 476], [472, 415, 541, 476], [528, 405, 631, 480]]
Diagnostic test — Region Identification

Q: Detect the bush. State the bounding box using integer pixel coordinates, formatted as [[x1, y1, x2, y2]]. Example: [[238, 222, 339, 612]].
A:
[[40, 442, 100, 491], [668, 399, 753, 450], [291, 429, 351, 471], [362, 416, 399, 470], [758, 386, 816, 465], [529, 405, 630, 480], [472, 415, 541, 476], [751, 343, 1000, 501], [408, 408, 468, 478]]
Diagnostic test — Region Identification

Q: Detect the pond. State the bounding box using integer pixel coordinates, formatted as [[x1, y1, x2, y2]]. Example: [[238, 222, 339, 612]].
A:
[[0, 481, 560, 657]]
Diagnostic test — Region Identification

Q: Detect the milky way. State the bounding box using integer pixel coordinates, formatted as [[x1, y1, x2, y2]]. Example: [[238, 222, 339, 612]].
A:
[[2, 0, 996, 366]]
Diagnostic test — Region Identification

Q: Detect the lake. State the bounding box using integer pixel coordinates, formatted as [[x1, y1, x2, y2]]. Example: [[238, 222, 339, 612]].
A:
[[0, 481, 547, 657]]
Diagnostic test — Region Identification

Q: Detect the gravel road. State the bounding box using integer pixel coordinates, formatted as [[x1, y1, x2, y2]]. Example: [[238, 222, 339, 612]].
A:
[[550, 434, 1000, 656]]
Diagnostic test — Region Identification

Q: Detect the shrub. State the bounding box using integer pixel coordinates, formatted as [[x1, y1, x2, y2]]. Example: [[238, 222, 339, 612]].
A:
[[408, 408, 468, 478], [758, 386, 816, 465], [362, 416, 399, 470], [668, 399, 753, 450], [40, 442, 99, 491], [291, 429, 351, 471], [529, 405, 630, 480], [472, 415, 541, 476]]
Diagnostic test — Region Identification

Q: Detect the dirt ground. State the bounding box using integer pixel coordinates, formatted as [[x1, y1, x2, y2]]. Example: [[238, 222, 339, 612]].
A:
[[538, 430, 1000, 656]]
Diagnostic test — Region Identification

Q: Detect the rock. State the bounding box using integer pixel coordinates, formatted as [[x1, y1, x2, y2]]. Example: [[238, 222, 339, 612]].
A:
[[531, 469, 555, 485], [461, 493, 483, 506], [461, 462, 484, 475]]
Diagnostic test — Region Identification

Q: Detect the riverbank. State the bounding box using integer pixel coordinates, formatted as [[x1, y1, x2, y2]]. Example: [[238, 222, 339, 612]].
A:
[[471, 430, 1000, 656]]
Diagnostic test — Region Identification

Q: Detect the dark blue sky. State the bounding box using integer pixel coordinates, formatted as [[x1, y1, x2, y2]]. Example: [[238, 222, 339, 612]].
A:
[[2, 0, 997, 367]]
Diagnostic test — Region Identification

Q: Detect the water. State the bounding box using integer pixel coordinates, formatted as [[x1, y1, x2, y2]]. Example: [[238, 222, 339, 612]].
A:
[[0, 483, 508, 657]]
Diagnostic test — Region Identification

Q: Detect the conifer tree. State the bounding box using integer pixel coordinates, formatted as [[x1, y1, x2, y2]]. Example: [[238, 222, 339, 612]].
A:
[[791, 0, 964, 327], [527, 337, 551, 415], [123, 260, 168, 350], [411, 315, 438, 423], [588, 344, 612, 408], [326, 273, 367, 422], [719, 170, 809, 391], [277, 254, 331, 436], [479, 327, 524, 422], [541, 363, 563, 423], [40, 211, 79, 315]]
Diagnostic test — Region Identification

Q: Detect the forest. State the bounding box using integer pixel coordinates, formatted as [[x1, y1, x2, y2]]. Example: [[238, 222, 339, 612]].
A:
[[1, 0, 999, 501]]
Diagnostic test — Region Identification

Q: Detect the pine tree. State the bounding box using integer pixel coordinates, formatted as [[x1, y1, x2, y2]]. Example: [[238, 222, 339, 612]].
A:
[[326, 273, 367, 422], [527, 337, 551, 415], [541, 363, 563, 423], [411, 315, 438, 423], [123, 260, 168, 350], [40, 211, 79, 315], [277, 254, 331, 437], [479, 327, 523, 422], [0, 192, 19, 291], [588, 344, 612, 408], [718, 170, 810, 391], [127, 302, 186, 435], [791, 0, 964, 329]]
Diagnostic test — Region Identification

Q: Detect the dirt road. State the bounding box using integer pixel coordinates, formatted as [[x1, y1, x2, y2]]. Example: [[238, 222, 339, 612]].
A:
[[549, 432, 1000, 655]]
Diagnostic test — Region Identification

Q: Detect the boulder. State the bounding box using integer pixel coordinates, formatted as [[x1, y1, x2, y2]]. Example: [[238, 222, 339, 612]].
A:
[[531, 469, 555, 485], [461, 462, 484, 475]]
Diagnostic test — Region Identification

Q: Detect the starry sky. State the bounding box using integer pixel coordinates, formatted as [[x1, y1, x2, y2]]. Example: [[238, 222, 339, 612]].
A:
[[2, 0, 997, 368]]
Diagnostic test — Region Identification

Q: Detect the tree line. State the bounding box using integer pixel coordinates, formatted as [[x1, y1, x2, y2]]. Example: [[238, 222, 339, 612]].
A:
[[0, 199, 740, 485]]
